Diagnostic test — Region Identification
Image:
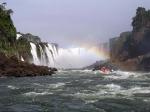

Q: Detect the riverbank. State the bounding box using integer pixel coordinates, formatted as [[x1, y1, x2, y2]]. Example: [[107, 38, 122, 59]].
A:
[[0, 53, 57, 77]]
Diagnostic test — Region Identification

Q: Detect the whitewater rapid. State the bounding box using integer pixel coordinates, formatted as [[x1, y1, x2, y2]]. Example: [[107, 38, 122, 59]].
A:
[[0, 70, 150, 112]]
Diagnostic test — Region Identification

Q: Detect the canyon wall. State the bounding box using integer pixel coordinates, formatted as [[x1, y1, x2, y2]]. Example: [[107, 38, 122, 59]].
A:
[[109, 7, 150, 71], [16, 33, 58, 67], [0, 3, 58, 68]]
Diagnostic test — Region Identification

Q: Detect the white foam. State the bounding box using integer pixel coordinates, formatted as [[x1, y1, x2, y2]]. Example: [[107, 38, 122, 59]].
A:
[[24, 91, 53, 96], [21, 56, 24, 61], [128, 87, 150, 94], [143, 99, 150, 102], [67, 84, 150, 102], [83, 79, 93, 83], [85, 100, 98, 104], [104, 70, 139, 79], [107, 86, 150, 96], [16, 34, 22, 40], [48, 82, 65, 89], [65, 89, 108, 99], [30, 42, 40, 65], [7, 85, 18, 90], [105, 84, 121, 90], [82, 69, 93, 73]]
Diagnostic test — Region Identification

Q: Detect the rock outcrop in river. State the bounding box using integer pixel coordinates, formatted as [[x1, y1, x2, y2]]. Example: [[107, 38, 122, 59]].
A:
[[109, 7, 150, 71], [0, 53, 57, 77]]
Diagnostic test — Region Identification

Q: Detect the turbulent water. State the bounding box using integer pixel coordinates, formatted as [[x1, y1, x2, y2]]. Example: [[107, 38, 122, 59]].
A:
[[0, 70, 150, 112], [29, 41, 107, 68]]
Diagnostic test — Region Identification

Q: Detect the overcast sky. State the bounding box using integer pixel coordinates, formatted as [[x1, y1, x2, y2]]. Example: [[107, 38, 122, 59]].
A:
[[5, 0, 150, 47]]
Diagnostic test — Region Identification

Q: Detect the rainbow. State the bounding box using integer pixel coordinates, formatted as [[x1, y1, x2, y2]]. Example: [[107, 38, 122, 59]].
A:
[[79, 44, 110, 60]]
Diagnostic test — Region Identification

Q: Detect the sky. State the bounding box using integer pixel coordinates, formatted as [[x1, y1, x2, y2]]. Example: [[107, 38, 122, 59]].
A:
[[4, 0, 150, 47]]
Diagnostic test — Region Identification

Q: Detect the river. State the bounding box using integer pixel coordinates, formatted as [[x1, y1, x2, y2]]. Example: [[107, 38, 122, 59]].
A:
[[0, 70, 150, 112]]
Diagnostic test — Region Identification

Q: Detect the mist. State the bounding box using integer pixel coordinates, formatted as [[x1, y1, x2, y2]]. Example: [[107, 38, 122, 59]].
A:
[[3, 0, 150, 68]]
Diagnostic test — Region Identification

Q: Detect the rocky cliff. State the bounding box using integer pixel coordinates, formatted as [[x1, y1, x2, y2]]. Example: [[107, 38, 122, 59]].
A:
[[0, 3, 57, 76], [16, 32, 59, 67], [110, 7, 150, 71], [0, 2, 59, 67]]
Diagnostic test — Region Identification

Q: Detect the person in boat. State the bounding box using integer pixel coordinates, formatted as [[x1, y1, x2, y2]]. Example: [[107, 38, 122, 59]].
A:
[[100, 66, 112, 74]]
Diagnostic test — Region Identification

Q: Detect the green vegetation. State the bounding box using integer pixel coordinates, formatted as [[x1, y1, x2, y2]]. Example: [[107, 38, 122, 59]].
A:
[[0, 2, 17, 56], [110, 7, 150, 71], [16, 37, 32, 59], [0, 2, 32, 58], [0, 2, 16, 43], [132, 7, 150, 31], [110, 7, 150, 60]]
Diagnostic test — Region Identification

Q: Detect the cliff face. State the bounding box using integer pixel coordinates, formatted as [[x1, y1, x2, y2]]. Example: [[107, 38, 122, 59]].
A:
[[110, 32, 132, 61], [0, 3, 57, 76], [110, 7, 150, 71], [18, 33, 41, 44], [0, 6, 16, 43], [0, 4, 17, 56], [0, 3, 59, 67], [16, 33, 59, 67]]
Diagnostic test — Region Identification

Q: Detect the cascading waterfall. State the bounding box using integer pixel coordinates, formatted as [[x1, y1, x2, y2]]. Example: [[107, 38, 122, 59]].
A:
[[16, 33, 58, 67], [21, 56, 24, 62], [30, 42, 58, 67], [30, 42, 40, 65], [39, 45, 47, 66], [29, 42, 106, 69], [44, 44, 55, 67]]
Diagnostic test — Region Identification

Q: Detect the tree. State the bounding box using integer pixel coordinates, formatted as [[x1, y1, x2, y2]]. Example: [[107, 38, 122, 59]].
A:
[[132, 7, 150, 31], [0, 2, 16, 43]]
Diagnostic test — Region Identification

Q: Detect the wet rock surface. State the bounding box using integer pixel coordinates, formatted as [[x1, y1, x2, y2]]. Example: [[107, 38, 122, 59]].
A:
[[0, 53, 57, 77], [83, 60, 118, 71]]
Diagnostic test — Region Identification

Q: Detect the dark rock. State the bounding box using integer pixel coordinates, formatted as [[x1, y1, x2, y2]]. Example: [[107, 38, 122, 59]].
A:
[[0, 52, 57, 77], [83, 60, 118, 71], [109, 31, 132, 62], [18, 33, 41, 44], [109, 7, 150, 71]]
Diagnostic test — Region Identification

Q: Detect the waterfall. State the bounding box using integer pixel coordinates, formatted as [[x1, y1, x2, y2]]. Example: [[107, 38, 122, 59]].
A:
[[39, 45, 47, 66], [44, 44, 55, 67], [30, 42, 58, 67], [30, 42, 40, 65], [16, 34, 22, 40], [52, 44, 58, 57], [29, 42, 104, 68], [21, 56, 24, 62]]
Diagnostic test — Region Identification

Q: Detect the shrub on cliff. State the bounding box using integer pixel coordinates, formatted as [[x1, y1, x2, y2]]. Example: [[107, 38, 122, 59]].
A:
[[0, 3, 16, 43], [16, 37, 32, 60], [132, 7, 150, 32], [0, 2, 17, 56]]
